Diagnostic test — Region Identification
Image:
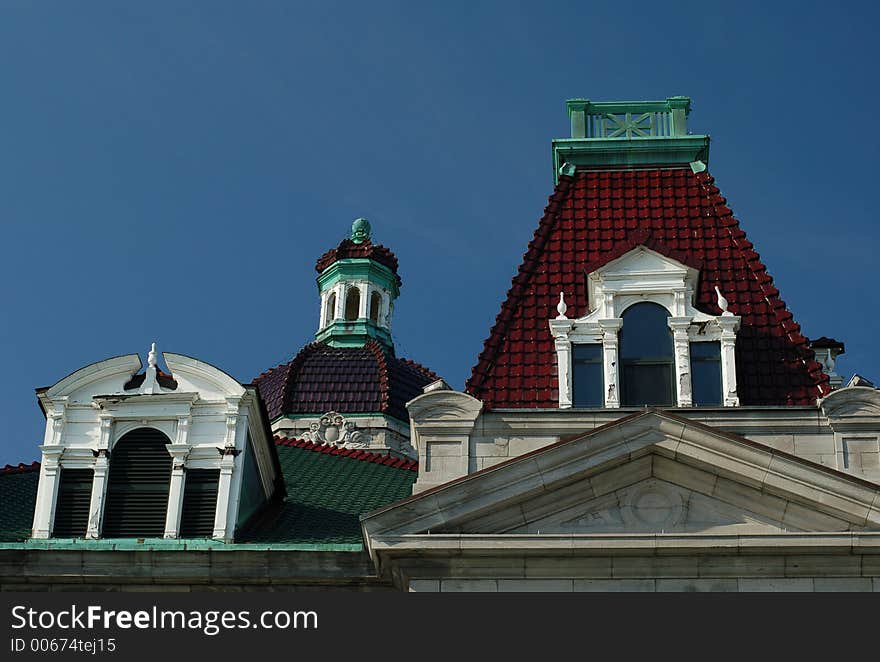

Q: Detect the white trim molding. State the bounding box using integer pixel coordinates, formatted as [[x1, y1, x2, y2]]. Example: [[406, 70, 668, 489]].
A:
[[549, 246, 740, 409]]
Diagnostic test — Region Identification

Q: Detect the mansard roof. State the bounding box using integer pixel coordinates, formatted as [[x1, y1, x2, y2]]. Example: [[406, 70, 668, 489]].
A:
[[466, 166, 829, 408], [253, 340, 438, 422]]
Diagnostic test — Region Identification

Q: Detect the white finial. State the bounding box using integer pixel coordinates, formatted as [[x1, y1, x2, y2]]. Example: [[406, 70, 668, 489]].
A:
[[147, 342, 158, 369], [714, 286, 731, 316], [556, 291, 568, 320]]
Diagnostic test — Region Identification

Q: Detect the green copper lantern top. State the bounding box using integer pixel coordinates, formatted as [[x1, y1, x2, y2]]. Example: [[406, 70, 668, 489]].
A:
[[552, 96, 710, 182], [351, 218, 372, 244]]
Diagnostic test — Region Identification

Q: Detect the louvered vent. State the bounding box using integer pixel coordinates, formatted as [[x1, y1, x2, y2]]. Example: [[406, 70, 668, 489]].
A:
[[102, 428, 172, 538], [179, 469, 220, 538], [52, 468, 94, 538]]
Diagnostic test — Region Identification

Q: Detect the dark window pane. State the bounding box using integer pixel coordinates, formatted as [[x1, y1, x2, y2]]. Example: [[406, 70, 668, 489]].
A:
[[52, 468, 93, 538], [619, 302, 675, 407], [103, 428, 172, 538], [180, 469, 220, 538], [691, 341, 722, 406], [621, 364, 674, 406], [572, 344, 603, 407]]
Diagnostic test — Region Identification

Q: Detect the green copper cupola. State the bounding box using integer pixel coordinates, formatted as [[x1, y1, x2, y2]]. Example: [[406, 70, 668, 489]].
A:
[[552, 96, 710, 182], [314, 218, 401, 349]]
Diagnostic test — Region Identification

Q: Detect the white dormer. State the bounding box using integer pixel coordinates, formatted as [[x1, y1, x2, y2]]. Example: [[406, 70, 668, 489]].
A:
[[32, 345, 279, 542], [549, 246, 740, 409]]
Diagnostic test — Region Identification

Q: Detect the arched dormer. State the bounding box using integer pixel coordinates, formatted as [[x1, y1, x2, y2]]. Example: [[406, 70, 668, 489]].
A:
[[31, 345, 280, 542], [549, 245, 740, 409]]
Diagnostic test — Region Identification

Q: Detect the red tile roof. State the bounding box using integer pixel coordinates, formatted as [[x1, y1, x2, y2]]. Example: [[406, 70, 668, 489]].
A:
[[254, 340, 438, 422], [315, 238, 401, 285], [274, 436, 419, 471], [2, 461, 40, 475], [466, 167, 829, 408]]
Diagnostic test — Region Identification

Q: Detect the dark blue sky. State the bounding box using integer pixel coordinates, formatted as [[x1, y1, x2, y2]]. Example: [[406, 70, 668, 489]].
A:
[[2, 2, 878, 464]]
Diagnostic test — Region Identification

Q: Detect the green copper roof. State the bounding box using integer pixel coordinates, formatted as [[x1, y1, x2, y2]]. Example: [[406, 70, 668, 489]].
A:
[[235, 444, 416, 546], [552, 96, 710, 181], [350, 217, 371, 244], [0, 469, 38, 542], [0, 446, 415, 548]]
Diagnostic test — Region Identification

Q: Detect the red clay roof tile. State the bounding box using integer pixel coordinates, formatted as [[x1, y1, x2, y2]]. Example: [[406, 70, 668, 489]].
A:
[[466, 167, 830, 408]]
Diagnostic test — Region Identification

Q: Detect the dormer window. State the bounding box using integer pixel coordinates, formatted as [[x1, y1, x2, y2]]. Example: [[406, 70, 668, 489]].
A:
[[619, 303, 675, 407], [31, 347, 280, 542], [550, 245, 741, 409], [690, 341, 722, 406], [102, 428, 172, 538], [572, 344, 603, 407]]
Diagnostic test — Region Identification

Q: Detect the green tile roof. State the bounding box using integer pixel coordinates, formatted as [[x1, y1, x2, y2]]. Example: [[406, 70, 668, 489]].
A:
[[237, 444, 417, 546], [0, 469, 39, 542], [0, 445, 417, 548]]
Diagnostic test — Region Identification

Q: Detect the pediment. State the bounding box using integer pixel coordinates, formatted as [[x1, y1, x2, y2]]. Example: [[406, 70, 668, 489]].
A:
[[594, 245, 695, 278], [362, 411, 880, 539], [506, 474, 792, 535]]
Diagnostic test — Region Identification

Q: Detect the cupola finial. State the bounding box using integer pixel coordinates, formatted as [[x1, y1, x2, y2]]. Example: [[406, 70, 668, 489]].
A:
[[351, 218, 371, 244], [147, 342, 158, 369]]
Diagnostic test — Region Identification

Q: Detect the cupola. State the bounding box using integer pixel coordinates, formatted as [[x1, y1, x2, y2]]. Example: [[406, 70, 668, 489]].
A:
[[314, 218, 400, 349]]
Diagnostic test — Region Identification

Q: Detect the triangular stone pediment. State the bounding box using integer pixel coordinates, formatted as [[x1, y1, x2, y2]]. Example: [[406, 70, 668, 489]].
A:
[[362, 411, 880, 539], [505, 473, 790, 535]]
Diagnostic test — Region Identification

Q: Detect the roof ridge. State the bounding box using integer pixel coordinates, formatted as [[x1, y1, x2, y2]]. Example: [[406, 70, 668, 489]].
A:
[[395, 355, 440, 383], [1, 461, 40, 476], [694, 171, 829, 399], [466, 173, 576, 399], [366, 339, 392, 414], [273, 436, 418, 472]]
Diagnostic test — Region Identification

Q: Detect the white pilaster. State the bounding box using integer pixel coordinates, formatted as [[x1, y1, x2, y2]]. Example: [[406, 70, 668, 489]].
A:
[[599, 319, 623, 408], [669, 317, 693, 407], [718, 315, 741, 407], [86, 449, 109, 539], [555, 333, 573, 409], [213, 450, 237, 539], [31, 446, 63, 539], [163, 444, 190, 538]]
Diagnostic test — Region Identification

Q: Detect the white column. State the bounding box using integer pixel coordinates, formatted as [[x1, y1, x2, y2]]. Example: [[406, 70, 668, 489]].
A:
[[86, 449, 110, 539], [163, 445, 190, 538], [669, 317, 693, 407], [319, 290, 328, 329], [85, 414, 114, 538], [599, 319, 623, 408], [163, 415, 191, 538], [718, 316, 741, 406], [213, 450, 237, 540], [358, 282, 369, 319], [31, 446, 63, 539], [334, 283, 345, 320], [554, 334, 573, 409]]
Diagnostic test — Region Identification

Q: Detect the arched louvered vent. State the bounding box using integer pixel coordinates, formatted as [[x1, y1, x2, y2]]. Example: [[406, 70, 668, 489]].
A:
[[52, 468, 94, 538], [179, 469, 220, 538], [102, 427, 172, 538]]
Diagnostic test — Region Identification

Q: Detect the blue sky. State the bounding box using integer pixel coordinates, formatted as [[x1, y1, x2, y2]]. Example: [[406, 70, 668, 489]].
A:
[[2, 2, 878, 464]]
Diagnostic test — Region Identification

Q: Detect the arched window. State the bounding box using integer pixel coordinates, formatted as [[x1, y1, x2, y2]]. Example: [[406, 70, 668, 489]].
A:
[[324, 292, 337, 326], [102, 427, 172, 538], [369, 292, 382, 323], [344, 287, 360, 321], [619, 302, 675, 407]]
